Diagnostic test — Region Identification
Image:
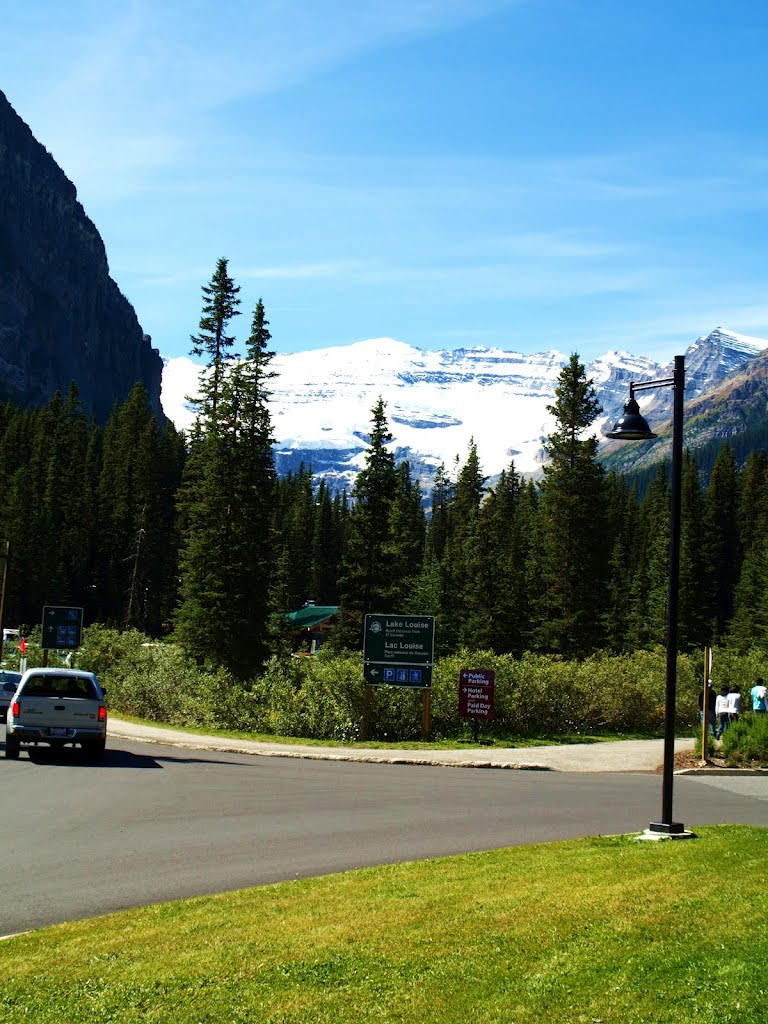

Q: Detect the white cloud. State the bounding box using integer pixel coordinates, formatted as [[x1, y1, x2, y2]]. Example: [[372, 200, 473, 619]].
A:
[[3, 0, 522, 202]]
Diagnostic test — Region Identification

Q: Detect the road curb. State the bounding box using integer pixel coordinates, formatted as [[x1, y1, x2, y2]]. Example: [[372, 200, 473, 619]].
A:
[[108, 727, 553, 771]]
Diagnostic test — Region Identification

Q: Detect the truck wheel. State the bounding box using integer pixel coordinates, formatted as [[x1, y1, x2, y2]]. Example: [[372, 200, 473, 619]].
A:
[[5, 737, 20, 759], [85, 739, 106, 761]]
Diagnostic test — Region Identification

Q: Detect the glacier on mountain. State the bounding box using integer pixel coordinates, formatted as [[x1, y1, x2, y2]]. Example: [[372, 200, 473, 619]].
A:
[[161, 327, 767, 494]]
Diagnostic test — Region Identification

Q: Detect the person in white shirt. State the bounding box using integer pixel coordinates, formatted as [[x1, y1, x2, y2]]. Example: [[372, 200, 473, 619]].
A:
[[715, 685, 731, 739], [727, 685, 742, 725]]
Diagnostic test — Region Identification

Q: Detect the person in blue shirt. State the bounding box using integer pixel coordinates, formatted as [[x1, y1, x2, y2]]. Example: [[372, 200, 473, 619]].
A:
[[750, 678, 768, 714]]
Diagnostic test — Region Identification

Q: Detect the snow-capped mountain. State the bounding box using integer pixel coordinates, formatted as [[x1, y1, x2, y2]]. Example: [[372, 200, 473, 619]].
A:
[[161, 327, 767, 493]]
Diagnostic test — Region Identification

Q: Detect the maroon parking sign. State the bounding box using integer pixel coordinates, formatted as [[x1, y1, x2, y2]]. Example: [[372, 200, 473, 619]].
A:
[[459, 669, 495, 719]]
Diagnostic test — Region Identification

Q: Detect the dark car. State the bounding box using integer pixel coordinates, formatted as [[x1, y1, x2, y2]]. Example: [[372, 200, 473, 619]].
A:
[[0, 670, 22, 722]]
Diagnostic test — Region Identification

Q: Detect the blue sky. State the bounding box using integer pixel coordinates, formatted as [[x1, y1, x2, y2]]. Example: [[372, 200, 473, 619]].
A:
[[4, 0, 768, 363]]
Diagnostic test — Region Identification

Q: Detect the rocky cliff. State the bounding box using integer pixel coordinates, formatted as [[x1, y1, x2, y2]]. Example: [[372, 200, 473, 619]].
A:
[[0, 90, 163, 422]]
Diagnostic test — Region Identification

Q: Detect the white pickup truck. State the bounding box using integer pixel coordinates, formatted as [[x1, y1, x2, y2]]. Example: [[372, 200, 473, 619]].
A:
[[5, 668, 107, 760]]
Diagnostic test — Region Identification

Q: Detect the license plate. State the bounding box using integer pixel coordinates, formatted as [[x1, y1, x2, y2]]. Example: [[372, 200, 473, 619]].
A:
[[49, 727, 68, 737]]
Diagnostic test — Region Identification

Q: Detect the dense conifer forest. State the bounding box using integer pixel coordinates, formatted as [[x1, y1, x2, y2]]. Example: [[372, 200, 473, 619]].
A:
[[2, 262, 767, 680]]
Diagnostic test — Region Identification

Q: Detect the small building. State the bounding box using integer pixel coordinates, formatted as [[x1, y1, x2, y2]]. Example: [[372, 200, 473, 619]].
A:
[[285, 603, 340, 654]]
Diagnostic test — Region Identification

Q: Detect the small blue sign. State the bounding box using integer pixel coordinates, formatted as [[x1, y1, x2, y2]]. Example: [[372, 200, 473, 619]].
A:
[[396, 669, 408, 682], [409, 669, 422, 683], [383, 668, 395, 682]]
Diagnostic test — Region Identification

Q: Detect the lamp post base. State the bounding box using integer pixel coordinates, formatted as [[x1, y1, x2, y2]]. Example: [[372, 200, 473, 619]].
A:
[[649, 820, 686, 834], [636, 823, 697, 842]]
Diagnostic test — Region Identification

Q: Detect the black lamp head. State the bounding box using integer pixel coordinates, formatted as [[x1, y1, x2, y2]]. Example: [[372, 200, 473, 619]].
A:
[[604, 396, 657, 441]]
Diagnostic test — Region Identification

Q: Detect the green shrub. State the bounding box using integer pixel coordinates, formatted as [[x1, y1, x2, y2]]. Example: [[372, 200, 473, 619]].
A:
[[77, 625, 249, 731], [69, 625, 720, 742], [721, 713, 768, 766]]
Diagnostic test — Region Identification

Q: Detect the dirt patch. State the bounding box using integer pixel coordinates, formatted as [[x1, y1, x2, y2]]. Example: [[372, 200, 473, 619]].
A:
[[673, 749, 729, 771]]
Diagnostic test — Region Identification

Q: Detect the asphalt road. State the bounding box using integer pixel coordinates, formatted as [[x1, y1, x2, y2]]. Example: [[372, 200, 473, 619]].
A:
[[1, 732, 767, 937]]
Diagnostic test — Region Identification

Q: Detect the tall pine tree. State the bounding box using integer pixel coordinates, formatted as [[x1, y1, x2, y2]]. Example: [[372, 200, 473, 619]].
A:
[[534, 354, 607, 655], [335, 398, 398, 647]]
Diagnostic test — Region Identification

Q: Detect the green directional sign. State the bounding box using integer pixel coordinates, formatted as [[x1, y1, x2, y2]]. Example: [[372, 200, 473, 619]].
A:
[[41, 605, 84, 650], [363, 614, 435, 688]]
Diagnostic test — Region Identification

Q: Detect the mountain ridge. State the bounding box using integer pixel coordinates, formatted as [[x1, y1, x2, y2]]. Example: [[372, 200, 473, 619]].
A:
[[162, 326, 767, 492]]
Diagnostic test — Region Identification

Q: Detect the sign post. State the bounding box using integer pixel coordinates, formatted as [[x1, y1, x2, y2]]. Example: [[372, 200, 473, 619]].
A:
[[41, 606, 84, 652], [459, 668, 495, 743], [700, 646, 713, 765], [363, 614, 435, 740]]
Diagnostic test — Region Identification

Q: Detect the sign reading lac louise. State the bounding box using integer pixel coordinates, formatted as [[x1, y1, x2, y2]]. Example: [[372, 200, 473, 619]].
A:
[[364, 614, 435, 688]]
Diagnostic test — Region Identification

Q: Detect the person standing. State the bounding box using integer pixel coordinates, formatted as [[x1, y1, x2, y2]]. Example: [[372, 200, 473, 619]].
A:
[[698, 679, 717, 735], [727, 685, 742, 726], [715, 685, 731, 739], [750, 678, 768, 714]]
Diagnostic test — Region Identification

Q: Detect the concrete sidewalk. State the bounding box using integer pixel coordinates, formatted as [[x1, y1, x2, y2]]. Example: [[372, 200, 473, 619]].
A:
[[108, 718, 694, 772]]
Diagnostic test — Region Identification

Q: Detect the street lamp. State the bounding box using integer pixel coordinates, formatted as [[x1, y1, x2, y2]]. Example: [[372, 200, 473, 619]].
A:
[[606, 354, 689, 837]]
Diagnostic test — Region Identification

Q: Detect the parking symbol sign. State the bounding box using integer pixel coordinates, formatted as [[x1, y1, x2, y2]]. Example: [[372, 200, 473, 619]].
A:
[[384, 668, 395, 682]]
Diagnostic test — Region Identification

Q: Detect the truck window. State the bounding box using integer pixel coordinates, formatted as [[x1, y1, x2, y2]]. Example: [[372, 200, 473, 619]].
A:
[[23, 676, 97, 699]]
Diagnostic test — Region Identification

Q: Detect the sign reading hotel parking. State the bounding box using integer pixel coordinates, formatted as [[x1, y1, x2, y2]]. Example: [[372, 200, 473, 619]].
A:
[[459, 669, 495, 720], [364, 614, 435, 688], [41, 605, 84, 650]]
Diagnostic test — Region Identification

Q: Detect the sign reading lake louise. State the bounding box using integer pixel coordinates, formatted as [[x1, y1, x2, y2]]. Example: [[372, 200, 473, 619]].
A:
[[364, 614, 435, 688]]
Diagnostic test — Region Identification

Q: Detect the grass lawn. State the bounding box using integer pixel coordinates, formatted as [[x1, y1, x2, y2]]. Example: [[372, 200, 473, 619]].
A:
[[110, 713, 664, 749], [2, 825, 767, 1023]]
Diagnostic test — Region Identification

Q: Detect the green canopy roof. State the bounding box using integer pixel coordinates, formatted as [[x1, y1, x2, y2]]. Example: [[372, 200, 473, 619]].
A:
[[285, 605, 340, 629]]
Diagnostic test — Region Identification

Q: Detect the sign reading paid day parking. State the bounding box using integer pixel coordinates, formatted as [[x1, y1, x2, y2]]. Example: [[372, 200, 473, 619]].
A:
[[363, 614, 435, 688], [459, 669, 495, 719]]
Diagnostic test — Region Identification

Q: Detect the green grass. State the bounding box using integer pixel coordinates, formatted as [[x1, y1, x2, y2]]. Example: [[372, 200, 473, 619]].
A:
[[2, 825, 767, 1023], [110, 712, 663, 749]]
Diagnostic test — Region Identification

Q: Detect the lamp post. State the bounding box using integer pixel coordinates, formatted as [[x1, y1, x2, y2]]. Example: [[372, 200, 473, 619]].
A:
[[606, 354, 687, 836]]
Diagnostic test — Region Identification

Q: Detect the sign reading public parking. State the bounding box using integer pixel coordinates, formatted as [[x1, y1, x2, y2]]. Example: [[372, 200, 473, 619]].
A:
[[459, 669, 495, 720], [41, 605, 84, 650], [364, 614, 435, 688]]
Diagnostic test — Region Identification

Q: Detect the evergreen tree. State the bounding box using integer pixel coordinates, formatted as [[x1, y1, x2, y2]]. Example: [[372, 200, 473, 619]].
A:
[[310, 480, 345, 605], [729, 449, 768, 651], [425, 464, 452, 562], [174, 428, 234, 665], [631, 466, 671, 650], [678, 449, 706, 649], [601, 472, 637, 651], [534, 354, 607, 655], [702, 445, 740, 639], [440, 441, 487, 647], [728, 536, 768, 652], [175, 280, 277, 677], [189, 257, 241, 419], [335, 398, 398, 647], [472, 462, 529, 654], [281, 465, 316, 608], [737, 450, 768, 555], [382, 462, 426, 609]]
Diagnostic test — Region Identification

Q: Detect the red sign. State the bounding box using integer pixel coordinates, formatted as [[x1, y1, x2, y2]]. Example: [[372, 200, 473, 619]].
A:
[[459, 669, 495, 719], [19, 637, 28, 655]]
